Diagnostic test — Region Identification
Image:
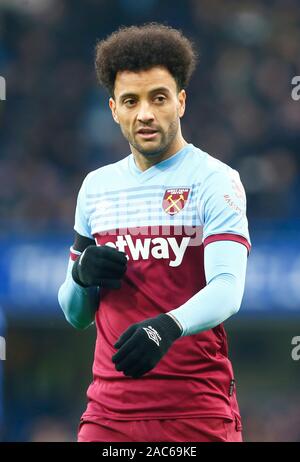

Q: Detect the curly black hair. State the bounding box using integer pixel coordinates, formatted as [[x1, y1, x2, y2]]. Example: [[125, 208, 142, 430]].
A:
[[95, 23, 198, 96]]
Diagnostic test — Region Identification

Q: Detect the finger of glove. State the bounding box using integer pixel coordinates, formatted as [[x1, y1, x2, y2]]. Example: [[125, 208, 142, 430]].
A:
[[130, 352, 161, 377], [95, 246, 128, 264], [83, 258, 126, 283], [113, 348, 140, 372], [97, 258, 127, 278], [81, 247, 127, 274], [100, 278, 122, 289], [113, 325, 138, 353], [112, 340, 137, 364], [123, 362, 153, 378]]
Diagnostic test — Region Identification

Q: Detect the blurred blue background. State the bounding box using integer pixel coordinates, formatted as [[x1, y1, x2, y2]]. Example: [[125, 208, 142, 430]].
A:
[[0, 0, 300, 442]]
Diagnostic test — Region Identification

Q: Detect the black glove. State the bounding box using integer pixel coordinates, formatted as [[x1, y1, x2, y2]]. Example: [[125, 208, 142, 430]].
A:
[[72, 245, 127, 289], [112, 314, 182, 378]]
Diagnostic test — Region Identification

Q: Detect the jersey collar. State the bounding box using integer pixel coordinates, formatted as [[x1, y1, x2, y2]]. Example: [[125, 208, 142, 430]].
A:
[[128, 143, 193, 182]]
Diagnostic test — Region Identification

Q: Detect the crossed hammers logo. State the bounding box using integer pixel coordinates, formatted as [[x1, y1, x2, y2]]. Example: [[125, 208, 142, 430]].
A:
[[162, 188, 190, 215], [165, 194, 185, 213]]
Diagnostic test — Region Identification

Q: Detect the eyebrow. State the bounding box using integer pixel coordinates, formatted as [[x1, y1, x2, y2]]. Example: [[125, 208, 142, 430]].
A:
[[119, 87, 171, 102]]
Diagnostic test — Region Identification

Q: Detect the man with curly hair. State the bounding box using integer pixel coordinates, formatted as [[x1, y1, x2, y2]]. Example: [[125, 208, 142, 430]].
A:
[[59, 23, 250, 442]]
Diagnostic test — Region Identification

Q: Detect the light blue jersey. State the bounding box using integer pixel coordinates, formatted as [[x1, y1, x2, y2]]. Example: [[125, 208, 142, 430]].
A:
[[74, 143, 250, 254]]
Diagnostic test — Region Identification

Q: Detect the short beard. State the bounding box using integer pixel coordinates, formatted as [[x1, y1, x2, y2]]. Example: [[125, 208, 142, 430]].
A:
[[124, 119, 179, 158]]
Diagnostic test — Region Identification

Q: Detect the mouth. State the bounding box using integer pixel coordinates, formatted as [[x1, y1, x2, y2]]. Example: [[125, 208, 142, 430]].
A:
[[136, 129, 159, 140]]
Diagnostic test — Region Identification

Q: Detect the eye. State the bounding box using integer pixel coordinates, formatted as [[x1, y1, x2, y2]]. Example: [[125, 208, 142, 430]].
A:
[[124, 99, 136, 107], [154, 95, 166, 103]]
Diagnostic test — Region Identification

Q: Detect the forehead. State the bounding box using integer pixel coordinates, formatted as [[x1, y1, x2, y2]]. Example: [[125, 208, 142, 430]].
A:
[[114, 66, 177, 97]]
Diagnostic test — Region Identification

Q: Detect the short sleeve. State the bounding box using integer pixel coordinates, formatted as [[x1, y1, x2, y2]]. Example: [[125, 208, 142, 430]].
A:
[[198, 166, 251, 254], [74, 175, 93, 239]]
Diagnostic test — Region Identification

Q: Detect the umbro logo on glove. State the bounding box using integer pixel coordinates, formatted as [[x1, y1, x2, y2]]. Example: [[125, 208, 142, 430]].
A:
[[142, 326, 162, 346]]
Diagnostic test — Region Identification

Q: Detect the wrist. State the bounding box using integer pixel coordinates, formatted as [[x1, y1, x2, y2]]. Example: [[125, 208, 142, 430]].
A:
[[155, 313, 182, 342], [166, 313, 183, 337]]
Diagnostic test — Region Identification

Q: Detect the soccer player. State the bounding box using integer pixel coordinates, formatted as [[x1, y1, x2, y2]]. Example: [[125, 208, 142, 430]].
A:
[[58, 23, 251, 442]]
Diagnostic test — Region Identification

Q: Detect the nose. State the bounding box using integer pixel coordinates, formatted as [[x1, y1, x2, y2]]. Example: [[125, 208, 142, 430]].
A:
[[137, 101, 155, 124]]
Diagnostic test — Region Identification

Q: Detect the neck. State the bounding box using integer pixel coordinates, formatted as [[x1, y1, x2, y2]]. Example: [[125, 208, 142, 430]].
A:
[[131, 135, 188, 172]]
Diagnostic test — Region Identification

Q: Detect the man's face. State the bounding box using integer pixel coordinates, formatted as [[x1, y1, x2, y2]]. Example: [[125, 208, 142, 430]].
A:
[[109, 66, 186, 158]]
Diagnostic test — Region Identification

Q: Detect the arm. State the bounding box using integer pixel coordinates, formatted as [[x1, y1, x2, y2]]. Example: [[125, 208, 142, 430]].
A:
[[58, 171, 128, 330], [58, 232, 128, 330], [58, 233, 99, 330], [168, 239, 248, 336], [58, 175, 100, 329]]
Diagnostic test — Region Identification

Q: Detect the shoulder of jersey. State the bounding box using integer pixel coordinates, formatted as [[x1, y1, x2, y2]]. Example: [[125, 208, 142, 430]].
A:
[[83, 155, 130, 189], [189, 146, 237, 181]]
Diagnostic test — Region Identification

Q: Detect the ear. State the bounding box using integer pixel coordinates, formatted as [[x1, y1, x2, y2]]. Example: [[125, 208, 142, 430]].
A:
[[178, 90, 186, 118], [109, 97, 119, 124]]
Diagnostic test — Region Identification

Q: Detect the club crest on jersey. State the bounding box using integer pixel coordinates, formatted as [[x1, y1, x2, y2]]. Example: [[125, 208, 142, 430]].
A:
[[162, 188, 190, 215]]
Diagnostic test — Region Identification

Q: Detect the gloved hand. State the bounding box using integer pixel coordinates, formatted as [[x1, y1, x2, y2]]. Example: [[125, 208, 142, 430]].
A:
[[112, 313, 182, 378], [72, 245, 127, 289]]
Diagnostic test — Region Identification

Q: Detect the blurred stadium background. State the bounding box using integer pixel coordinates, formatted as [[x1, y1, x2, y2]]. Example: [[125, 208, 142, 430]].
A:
[[0, 0, 300, 442]]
